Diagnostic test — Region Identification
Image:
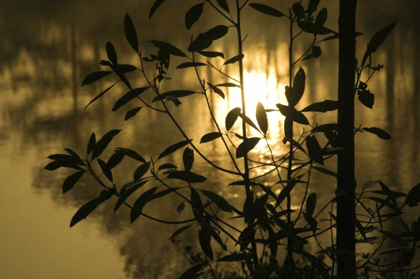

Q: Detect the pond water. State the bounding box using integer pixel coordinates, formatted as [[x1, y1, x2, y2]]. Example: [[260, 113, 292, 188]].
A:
[[1, 0, 420, 278]]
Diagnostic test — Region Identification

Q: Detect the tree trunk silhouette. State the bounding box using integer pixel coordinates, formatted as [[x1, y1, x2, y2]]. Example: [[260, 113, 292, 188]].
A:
[[337, 0, 357, 277]]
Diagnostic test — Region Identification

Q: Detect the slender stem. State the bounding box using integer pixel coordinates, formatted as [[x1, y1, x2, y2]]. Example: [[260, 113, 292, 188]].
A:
[[235, 0, 259, 270], [138, 53, 241, 176], [206, 0, 236, 25], [192, 53, 242, 175]]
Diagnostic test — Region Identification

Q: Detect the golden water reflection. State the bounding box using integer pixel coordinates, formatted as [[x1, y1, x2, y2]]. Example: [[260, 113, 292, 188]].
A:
[[1, 0, 420, 278]]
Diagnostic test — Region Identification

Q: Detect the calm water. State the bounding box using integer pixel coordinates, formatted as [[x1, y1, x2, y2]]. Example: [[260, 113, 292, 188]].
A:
[[1, 0, 420, 278]]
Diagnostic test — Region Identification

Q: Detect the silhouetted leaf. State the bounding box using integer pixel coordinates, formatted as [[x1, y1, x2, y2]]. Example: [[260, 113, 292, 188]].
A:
[[169, 224, 192, 240], [362, 22, 396, 66], [381, 247, 410, 255], [284, 117, 292, 139], [302, 46, 322, 61], [306, 135, 324, 165], [303, 212, 317, 233], [302, 100, 338, 113], [115, 148, 146, 163], [405, 183, 420, 207], [114, 180, 148, 213], [216, 82, 240, 87], [70, 190, 112, 227], [225, 107, 241, 131], [179, 263, 205, 279], [134, 162, 151, 181], [98, 159, 113, 182], [177, 202, 185, 214], [368, 197, 400, 212], [298, 22, 331, 35], [124, 13, 139, 52], [150, 40, 186, 57], [84, 82, 117, 110], [256, 102, 268, 135], [216, 0, 229, 12], [92, 130, 121, 160], [218, 253, 246, 262], [306, 193, 317, 217], [276, 104, 309, 125], [167, 171, 207, 183], [198, 51, 225, 59], [276, 179, 298, 207], [358, 90, 374, 108], [239, 114, 261, 133], [63, 171, 85, 194], [65, 148, 83, 163], [130, 187, 158, 223], [363, 127, 391, 140], [205, 25, 229, 41], [153, 90, 197, 102], [106, 152, 124, 170], [185, 3, 204, 30], [113, 64, 137, 74], [47, 154, 84, 165], [286, 67, 305, 107], [158, 164, 177, 171], [249, 3, 284, 17], [191, 187, 203, 223], [106, 42, 118, 64], [113, 87, 149, 111], [188, 33, 213, 52], [315, 8, 327, 26], [199, 218, 213, 260], [313, 166, 336, 177], [149, 187, 182, 202], [292, 3, 304, 20], [177, 62, 207, 69], [207, 82, 225, 99], [223, 54, 244, 66], [158, 140, 192, 159], [82, 71, 113, 86], [183, 147, 194, 171], [87, 133, 96, 155], [307, 0, 320, 16], [210, 229, 227, 251], [200, 132, 222, 144], [236, 137, 260, 158], [125, 107, 142, 121], [201, 190, 232, 212], [149, 0, 166, 18]]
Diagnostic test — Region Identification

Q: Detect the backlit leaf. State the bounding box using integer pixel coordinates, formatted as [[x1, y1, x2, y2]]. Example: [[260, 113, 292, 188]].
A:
[[216, 0, 229, 13], [115, 148, 146, 163], [152, 90, 197, 102], [150, 40, 186, 57], [87, 133, 96, 155], [313, 166, 337, 177], [70, 190, 112, 227], [114, 180, 148, 213], [200, 132, 222, 143], [98, 158, 113, 182], [256, 102, 268, 135], [124, 13, 139, 52], [301, 100, 338, 113], [223, 54, 244, 66], [92, 130, 121, 160], [167, 171, 207, 183], [185, 3, 204, 30], [306, 193, 317, 217], [149, 0, 167, 18], [169, 224, 192, 240], [363, 127, 391, 140], [106, 42, 117, 64], [362, 22, 396, 66], [179, 263, 205, 279], [249, 3, 284, 17], [84, 82, 118, 110], [199, 218, 213, 260], [158, 140, 191, 159], [201, 190, 232, 212], [130, 187, 159, 223], [63, 171, 85, 194], [183, 147, 194, 171], [176, 62, 207, 69], [315, 8, 327, 26], [198, 51, 225, 59], [306, 135, 324, 165], [133, 162, 151, 181], [82, 71, 113, 86], [125, 107, 142, 121], [207, 82, 225, 99], [113, 87, 149, 111], [236, 137, 260, 158], [225, 107, 241, 131]]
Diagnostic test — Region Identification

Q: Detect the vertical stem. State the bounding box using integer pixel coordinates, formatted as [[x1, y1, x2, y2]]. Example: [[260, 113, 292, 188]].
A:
[[235, 0, 258, 270], [337, 0, 357, 277], [287, 16, 294, 261]]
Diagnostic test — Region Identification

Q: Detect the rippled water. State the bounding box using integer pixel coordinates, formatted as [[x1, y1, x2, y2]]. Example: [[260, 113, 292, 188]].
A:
[[1, 0, 420, 278]]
